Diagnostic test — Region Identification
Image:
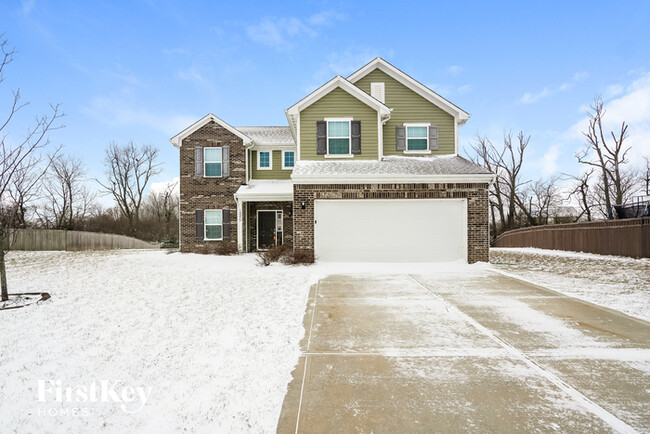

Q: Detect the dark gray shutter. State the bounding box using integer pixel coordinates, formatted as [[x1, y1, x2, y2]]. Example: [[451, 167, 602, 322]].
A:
[[429, 126, 439, 151], [222, 146, 230, 177], [195, 147, 203, 177], [396, 126, 406, 151], [195, 209, 204, 240], [351, 120, 361, 154], [316, 121, 327, 155], [222, 208, 231, 239]]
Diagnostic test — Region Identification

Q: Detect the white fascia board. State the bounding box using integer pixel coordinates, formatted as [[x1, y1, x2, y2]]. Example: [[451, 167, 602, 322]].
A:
[[250, 143, 296, 151], [234, 192, 293, 202], [286, 76, 390, 117], [347, 58, 471, 124], [169, 113, 253, 148], [291, 173, 495, 185]]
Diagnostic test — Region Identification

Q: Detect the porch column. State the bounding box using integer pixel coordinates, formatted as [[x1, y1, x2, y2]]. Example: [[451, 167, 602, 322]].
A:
[[237, 199, 244, 252]]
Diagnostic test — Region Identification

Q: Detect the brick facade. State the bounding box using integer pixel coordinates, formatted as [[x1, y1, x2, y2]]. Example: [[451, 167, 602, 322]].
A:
[[246, 201, 294, 252], [179, 121, 245, 254], [293, 183, 490, 263]]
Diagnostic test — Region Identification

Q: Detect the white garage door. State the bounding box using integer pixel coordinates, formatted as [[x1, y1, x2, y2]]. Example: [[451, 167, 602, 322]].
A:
[[314, 199, 467, 262]]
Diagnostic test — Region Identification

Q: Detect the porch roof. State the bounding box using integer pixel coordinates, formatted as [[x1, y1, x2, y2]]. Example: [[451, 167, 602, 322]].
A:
[[234, 180, 293, 202]]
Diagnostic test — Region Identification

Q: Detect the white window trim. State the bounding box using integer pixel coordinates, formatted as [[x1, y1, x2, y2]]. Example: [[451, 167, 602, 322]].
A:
[[281, 150, 295, 170], [204, 209, 223, 241], [257, 150, 273, 170], [404, 123, 431, 154], [325, 117, 353, 158], [204, 147, 223, 178]]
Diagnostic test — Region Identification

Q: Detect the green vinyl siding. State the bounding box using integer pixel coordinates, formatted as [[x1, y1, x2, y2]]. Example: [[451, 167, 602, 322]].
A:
[[250, 150, 292, 180], [300, 87, 378, 160], [355, 69, 456, 155]]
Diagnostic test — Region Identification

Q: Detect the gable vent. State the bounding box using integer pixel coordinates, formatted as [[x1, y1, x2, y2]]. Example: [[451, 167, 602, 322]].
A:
[[370, 82, 385, 103]]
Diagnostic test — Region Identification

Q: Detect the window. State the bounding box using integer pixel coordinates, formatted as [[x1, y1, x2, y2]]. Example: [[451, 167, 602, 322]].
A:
[[258, 151, 272, 170], [282, 151, 295, 169], [327, 119, 351, 155], [204, 210, 222, 240], [204, 148, 222, 177], [405, 124, 429, 152]]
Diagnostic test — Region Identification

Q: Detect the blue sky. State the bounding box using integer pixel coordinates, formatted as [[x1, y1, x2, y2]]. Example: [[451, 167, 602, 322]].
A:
[[1, 0, 649, 196]]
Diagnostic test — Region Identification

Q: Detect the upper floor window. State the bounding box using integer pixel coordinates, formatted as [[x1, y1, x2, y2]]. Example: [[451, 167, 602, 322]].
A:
[[282, 151, 295, 169], [405, 124, 429, 152], [327, 119, 351, 155], [204, 148, 222, 177], [258, 151, 272, 170]]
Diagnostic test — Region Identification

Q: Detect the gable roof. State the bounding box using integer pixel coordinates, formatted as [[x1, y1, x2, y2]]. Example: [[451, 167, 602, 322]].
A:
[[235, 126, 294, 146], [285, 75, 391, 117], [347, 57, 471, 125], [169, 113, 253, 148]]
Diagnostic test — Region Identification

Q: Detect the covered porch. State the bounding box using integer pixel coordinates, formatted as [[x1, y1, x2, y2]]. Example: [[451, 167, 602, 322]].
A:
[[234, 180, 294, 252]]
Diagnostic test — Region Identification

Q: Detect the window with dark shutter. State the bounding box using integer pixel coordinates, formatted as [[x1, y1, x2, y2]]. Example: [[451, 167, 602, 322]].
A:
[[428, 126, 439, 151], [351, 120, 361, 154], [222, 208, 231, 239], [222, 145, 230, 177], [195, 147, 203, 177], [316, 121, 327, 155], [195, 209, 204, 239], [396, 126, 406, 151]]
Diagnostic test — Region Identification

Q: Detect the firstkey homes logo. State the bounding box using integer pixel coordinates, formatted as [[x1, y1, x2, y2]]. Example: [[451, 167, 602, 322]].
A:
[[37, 379, 152, 415]]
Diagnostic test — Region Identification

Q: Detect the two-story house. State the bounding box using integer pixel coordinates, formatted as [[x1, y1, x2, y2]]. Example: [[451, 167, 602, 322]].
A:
[[170, 58, 494, 263]]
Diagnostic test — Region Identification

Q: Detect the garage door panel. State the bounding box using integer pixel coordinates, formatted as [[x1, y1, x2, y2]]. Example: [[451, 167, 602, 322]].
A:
[[314, 199, 467, 262]]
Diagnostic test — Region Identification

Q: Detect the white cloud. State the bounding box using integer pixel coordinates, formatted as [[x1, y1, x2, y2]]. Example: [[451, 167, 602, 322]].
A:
[[520, 72, 588, 104], [246, 11, 345, 50], [80, 91, 198, 137], [246, 17, 313, 50], [535, 145, 560, 176], [307, 10, 347, 26], [302, 48, 390, 93], [21, 0, 35, 15], [447, 65, 463, 75], [428, 83, 473, 96], [150, 177, 179, 195], [565, 72, 650, 162]]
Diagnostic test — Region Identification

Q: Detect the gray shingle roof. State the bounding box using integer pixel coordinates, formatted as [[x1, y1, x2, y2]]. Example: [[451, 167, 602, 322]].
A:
[[292, 155, 492, 177], [235, 126, 294, 146]]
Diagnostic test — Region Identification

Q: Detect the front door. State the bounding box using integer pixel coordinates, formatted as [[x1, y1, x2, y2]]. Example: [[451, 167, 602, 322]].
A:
[[257, 211, 277, 249]]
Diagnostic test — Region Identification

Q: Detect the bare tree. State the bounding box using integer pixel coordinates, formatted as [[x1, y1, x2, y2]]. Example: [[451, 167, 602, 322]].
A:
[[142, 181, 179, 242], [39, 154, 96, 229], [97, 141, 162, 236], [524, 176, 562, 225], [642, 156, 650, 196], [0, 37, 63, 302], [469, 135, 506, 237], [576, 97, 634, 213], [501, 132, 531, 230], [566, 169, 595, 222], [467, 131, 531, 236]]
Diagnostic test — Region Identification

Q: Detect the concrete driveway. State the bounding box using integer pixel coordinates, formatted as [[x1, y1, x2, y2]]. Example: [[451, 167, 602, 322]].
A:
[[277, 270, 650, 433]]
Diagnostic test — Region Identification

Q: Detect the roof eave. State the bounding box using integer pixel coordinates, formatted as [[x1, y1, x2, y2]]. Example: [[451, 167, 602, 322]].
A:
[[169, 113, 253, 148], [291, 173, 495, 185]]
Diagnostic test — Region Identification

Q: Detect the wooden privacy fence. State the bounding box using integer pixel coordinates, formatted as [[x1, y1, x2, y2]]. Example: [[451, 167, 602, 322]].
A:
[[493, 217, 650, 258], [7, 229, 157, 251]]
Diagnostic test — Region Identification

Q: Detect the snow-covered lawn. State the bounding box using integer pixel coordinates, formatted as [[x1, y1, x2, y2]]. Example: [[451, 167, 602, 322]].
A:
[[0, 250, 316, 433], [491, 247, 650, 322]]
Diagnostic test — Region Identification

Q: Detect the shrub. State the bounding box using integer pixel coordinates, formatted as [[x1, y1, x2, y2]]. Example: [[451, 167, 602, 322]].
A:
[[281, 249, 315, 265], [216, 243, 239, 256], [255, 244, 290, 266]]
